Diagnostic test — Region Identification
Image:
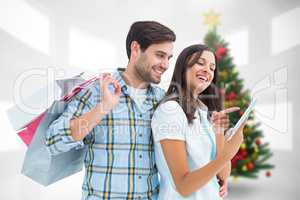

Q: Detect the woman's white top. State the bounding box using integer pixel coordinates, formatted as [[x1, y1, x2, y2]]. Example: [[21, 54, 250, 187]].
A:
[[151, 100, 222, 200]]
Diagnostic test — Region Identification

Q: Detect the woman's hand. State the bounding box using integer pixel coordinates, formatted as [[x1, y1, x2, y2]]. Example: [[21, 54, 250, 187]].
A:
[[218, 178, 228, 198], [211, 107, 240, 135], [220, 122, 246, 161]]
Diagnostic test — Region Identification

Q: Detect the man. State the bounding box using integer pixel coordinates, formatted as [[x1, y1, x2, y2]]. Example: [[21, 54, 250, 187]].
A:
[[45, 21, 176, 200]]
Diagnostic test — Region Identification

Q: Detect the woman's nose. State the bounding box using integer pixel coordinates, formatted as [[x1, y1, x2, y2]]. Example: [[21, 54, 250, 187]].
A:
[[200, 64, 210, 73]]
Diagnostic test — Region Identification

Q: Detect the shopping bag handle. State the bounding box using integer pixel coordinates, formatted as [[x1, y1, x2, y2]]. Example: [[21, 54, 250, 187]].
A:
[[62, 76, 99, 102]]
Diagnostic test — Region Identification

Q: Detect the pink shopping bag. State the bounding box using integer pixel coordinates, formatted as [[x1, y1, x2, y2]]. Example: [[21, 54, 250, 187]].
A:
[[16, 76, 98, 146]]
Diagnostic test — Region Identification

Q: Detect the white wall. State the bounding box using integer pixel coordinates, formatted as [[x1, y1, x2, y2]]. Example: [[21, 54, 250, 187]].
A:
[[1, 0, 300, 199]]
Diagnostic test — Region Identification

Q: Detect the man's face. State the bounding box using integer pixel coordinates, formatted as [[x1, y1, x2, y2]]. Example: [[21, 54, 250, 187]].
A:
[[135, 42, 174, 84]]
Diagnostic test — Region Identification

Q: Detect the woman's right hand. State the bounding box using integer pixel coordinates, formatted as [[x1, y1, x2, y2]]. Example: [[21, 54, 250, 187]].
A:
[[219, 123, 246, 161]]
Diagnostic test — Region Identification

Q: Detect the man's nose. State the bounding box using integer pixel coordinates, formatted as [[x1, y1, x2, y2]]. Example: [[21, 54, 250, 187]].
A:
[[161, 58, 169, 70]]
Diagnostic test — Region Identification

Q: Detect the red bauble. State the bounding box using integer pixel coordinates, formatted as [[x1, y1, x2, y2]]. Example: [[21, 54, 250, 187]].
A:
[[226, 91, 237, 101], [255, 139, 261, 146], [266, 171, 272, 177], [216, 47, 227, 60], [239, 110, 244, 116], [240, 149, 248, 158], [231, 159, 237, 168], [231, 149, 248, 168], [246, 162, 255, 171]]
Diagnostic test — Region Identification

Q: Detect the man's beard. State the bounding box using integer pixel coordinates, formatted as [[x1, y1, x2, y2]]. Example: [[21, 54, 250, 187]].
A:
[[135, 57, 160, 84], [135, 63, 156, 84]]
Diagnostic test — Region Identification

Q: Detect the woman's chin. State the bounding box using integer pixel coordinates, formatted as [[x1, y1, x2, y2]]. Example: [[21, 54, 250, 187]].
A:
[[196, 85, 208, 94]]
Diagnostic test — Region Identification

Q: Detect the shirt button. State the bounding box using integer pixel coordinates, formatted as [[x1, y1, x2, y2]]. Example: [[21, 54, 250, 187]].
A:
[[138, 175, 142, 179], [138, 196, 141, 199], [139, 134, 142, 137], [139, 114, 143, 117], [139, 155, 142, 158]]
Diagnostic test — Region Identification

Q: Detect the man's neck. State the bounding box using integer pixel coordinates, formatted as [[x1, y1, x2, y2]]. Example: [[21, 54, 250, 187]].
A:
[[122, 64, 149, 89]]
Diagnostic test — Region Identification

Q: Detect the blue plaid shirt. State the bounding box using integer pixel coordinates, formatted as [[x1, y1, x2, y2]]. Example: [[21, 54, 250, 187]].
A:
[[45, 70, 165, 200]]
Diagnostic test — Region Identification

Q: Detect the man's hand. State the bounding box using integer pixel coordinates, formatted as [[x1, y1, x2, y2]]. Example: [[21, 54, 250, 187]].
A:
[[98, 73, 121, 114]]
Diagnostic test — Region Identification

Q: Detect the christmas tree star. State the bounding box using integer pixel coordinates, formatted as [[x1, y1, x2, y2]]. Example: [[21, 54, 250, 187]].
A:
[[203, 10, 221, 30]]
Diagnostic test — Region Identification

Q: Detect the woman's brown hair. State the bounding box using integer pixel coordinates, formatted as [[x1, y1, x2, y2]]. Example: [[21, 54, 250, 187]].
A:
[[163, 44, 222, 124]]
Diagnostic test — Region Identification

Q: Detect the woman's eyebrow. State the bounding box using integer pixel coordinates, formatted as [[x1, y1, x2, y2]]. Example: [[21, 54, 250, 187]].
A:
[[199, 57, 216, 66]]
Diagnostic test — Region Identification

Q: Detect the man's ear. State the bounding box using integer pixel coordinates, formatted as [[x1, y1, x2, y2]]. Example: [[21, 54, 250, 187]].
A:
[[130, 41, 140, 59]]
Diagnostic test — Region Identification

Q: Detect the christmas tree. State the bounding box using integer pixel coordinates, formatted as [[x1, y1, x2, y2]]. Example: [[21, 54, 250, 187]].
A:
[[203, 11, 274, 178]]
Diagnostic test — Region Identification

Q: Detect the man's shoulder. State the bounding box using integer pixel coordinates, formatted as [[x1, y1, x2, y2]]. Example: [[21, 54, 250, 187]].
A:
[[73, 79, 100, 106], [151, 85, 165, 101]]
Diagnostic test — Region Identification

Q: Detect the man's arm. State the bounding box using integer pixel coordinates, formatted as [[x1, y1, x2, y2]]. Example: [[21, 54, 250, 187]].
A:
[[45, 74, 121, 155]]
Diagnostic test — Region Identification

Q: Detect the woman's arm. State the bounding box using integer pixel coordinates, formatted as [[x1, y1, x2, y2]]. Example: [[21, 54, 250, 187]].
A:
[[215, 133, 231, 181], [160, 139, 228, 197], [160, 122, 244, 197], [212, 108, 241, 181]]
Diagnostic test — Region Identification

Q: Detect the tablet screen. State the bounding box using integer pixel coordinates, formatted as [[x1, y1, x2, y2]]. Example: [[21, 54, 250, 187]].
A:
[[225, 98, 257, 140]]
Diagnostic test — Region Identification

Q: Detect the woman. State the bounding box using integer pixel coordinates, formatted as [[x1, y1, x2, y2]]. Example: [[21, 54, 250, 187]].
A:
[[151, 44, 245, 199]]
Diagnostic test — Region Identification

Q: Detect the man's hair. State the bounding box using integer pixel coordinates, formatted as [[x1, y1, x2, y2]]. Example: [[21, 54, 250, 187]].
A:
[[126, 21, 176, 58]]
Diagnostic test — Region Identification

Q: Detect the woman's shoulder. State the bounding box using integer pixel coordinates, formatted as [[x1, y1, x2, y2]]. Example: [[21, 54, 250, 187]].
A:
[[153, 100, 188, 124], [156, 100, 184, 114]]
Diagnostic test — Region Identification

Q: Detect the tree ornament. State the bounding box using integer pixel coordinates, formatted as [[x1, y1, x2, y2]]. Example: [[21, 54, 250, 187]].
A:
[[255, 138, 261, 146], [246, 162, 255, 171], [240, 143, 246, 150], [203, 10, 221, 30], [226, 91, 237, 101], [252, 152, 258, 160], [254, 146, 259, 153], [216, 47, 227, 60]]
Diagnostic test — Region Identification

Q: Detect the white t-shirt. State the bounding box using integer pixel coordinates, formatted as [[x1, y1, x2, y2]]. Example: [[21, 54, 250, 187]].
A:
[[126, 85, 147, 112], [151, 100, 222, 200]]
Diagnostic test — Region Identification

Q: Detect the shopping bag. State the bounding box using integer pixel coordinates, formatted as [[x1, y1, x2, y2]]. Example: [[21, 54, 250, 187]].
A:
[[21, 76, 98, 186], [11, 74, 86, 146], [6, 74, 85, 131], [21, 100, 86, 186]]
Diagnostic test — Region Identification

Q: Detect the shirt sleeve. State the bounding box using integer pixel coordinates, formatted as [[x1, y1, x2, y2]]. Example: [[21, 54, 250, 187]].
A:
[[151, 100, 188, 143], [45, 82, 99, 155]]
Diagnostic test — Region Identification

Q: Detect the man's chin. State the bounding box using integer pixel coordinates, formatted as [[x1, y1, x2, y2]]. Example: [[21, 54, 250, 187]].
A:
[[148, 75, 161, 84], [150, 79, 161, 84]]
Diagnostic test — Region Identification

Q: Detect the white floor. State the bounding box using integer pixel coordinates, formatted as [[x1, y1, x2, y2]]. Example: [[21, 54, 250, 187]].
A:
[[0, 150, 299, 200], [226, 151, 300, 200]]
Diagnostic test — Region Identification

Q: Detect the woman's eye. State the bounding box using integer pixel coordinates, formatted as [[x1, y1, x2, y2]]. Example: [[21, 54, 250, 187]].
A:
[[197, 62, 204, 66]]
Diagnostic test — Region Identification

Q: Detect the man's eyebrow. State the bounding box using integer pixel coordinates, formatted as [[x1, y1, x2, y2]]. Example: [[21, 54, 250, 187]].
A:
[[156, 50, 167, 55], [156, 50, 173, 59]]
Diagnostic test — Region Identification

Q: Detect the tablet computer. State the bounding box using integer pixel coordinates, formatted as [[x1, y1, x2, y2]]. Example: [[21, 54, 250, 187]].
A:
[[225, 98, 257, 140]]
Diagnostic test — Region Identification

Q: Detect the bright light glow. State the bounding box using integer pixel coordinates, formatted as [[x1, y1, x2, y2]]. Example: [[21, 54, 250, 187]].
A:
[[0, 101, 26, 152], [272, 7, 300, 55], [0, 0, 49, 54], [225, 28, 249, 66], [256, 101, 292, 151], [69, 28, 117, 72]]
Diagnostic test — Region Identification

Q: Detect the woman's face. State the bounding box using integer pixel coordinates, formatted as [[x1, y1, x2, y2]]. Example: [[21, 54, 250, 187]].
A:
[[186, 50, 216, 95]]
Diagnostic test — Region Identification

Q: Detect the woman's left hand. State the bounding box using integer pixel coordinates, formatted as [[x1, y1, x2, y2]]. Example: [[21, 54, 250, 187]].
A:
[[218, 178, 228, 198], [211, 107, 240, 135]]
